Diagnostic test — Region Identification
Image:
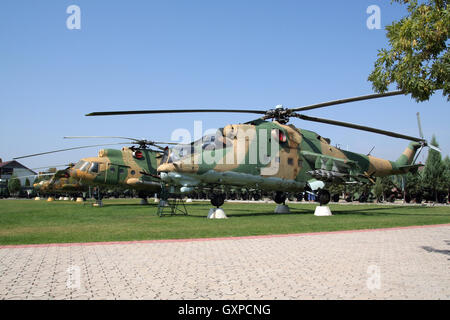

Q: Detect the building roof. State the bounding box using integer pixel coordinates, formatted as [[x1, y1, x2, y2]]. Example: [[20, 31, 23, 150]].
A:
[[0, 161, 12, 168], [0, 160, 37, 175]]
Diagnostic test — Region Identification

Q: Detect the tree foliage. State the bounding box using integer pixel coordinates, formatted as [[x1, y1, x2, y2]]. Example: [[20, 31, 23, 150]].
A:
[[443, 155, 450, 191], [373, 177, 385, 200], [368, 0, 449, 102], [7, 176, 21, 195], [404, 170, 423, 195], [421, 135, 446, 200]]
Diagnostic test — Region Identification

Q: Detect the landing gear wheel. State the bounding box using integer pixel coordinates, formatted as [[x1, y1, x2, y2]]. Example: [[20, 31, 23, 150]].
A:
[[274, 192, 287, 204], [318, 189, 330, 206], [211, 193, 225, 208], [414, 195, 422, 204], [331, 194, 340, 203], [358, 194, 367, 203]]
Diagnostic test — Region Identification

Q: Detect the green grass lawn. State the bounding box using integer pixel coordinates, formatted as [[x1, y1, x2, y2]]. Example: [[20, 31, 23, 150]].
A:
[[0, 199, 449, 245]]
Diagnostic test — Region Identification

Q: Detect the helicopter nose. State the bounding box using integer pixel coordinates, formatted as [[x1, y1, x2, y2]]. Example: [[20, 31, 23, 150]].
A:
[[157, 163, 177, 173], [69, 169, 78, 178]]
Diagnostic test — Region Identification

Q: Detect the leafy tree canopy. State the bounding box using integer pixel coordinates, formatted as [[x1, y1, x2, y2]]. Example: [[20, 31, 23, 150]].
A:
[[368, 0, 449, 102], [7, 176, 21, 195], [422, 135, 446, 200]]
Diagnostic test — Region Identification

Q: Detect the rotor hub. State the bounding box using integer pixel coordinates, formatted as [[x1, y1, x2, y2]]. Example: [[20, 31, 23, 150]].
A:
[[264, 105, 292, 124]]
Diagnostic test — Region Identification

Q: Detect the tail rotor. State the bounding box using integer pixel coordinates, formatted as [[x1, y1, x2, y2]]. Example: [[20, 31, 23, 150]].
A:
[[413, 112, 441, 164]]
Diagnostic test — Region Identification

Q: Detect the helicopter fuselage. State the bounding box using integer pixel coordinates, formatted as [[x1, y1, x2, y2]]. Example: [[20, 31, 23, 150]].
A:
[[157, 120, 421, 200], [69, 147, 161, 194]]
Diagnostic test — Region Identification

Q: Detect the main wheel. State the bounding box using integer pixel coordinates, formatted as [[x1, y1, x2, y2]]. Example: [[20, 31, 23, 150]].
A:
[[274, 192, 287, 204], [414, 194, 422, 204], [331, 193, 340, 203], [211, 193, 225, 207], [318, 189, 331, 205], [358, 194, 367, 203]]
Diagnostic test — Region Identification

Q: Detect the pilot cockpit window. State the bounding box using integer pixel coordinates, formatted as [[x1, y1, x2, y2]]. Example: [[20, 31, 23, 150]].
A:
[[89, 162, 99, 173], [167, 151, 181, 164]]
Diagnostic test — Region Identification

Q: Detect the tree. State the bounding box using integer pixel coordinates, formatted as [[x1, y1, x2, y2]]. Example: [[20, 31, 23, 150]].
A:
[[368, 0, 449, 102], [443, 155, 450, 201], [374, 177, 385, 201], [7, 176, 21, 196], [421, 135, 445, 201], [25, 178, 31, 187], [404, 170, 424, 202]]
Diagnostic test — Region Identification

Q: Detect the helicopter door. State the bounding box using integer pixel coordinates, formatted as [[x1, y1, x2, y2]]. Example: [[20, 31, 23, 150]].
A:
[[105, 163, 119, 184], [118, 166, 129, 183], [259, 129, 279, 176]]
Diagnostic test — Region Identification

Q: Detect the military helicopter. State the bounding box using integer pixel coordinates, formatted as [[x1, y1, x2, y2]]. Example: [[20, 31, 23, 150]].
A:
[[14, 138, 177, 203], [32, 166, 89, 198], [85, 90, 440, 209]]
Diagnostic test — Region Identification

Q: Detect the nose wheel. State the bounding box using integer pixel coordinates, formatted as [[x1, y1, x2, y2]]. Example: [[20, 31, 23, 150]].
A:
[[273, 192, 290, 213]]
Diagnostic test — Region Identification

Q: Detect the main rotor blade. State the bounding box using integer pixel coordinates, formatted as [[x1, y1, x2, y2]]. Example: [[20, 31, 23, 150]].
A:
[[64, 136, 141, 142], [65, 136, 180, 146], [31, 164, 72, 170], [10, 173, 55, 180], [293, 113, 424, 142], [152, 141, 180, 145], [13, 143, 126, 160], [85, 109, 267, 117], [290, 90, 405, 112]]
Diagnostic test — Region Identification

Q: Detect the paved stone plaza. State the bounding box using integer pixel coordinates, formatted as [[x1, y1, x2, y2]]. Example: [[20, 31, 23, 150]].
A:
[[0, 224, 449, 300]]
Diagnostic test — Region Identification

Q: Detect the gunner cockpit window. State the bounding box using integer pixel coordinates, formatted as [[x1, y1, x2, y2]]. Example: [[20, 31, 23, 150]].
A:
[[73, 160, 86, 170], [76, 161, 91, 172]]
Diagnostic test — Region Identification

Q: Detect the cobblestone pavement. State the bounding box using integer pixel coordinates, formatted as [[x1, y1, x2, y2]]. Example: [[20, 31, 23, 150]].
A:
[[0, 225, 449, 300]]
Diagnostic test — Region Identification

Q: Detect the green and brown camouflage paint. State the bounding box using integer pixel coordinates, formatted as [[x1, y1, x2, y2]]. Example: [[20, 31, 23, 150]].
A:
[[69, 147, 161, 193], [158, 120, 422, 193]]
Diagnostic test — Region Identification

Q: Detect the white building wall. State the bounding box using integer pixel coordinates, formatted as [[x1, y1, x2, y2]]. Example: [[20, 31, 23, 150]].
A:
[[11, 168, 36, 186]]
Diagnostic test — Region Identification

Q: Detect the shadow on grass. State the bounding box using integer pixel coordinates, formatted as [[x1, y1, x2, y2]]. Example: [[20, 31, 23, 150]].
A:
[[101, 203, 159, 208], [227, 210, 311, 217], [328, 205, 450, 217], [171, 208, 313, 218]]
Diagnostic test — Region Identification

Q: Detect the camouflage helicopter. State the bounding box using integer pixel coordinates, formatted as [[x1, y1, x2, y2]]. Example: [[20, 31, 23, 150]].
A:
[[85, 90, 440, 209], [14, 138, 177, 203], [32, 165, 89, 198]]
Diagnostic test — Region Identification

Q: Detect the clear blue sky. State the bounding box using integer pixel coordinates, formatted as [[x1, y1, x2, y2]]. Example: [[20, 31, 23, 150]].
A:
[[1, 0, 448, 170]]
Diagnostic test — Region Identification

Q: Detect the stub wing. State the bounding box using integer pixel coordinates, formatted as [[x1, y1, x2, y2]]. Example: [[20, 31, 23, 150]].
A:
[[300, 151, 364, 183]]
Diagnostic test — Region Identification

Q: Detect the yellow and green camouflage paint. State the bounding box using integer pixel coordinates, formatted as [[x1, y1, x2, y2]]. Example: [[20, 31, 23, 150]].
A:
[[69, 147, 161, 194], [157, 119, 423, 194]]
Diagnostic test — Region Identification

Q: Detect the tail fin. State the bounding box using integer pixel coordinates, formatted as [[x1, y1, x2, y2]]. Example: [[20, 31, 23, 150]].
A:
[[395, 142, 422, 167]]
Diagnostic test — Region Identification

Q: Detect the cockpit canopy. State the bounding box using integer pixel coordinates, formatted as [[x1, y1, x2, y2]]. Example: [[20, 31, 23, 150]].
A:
[[165, 129, 229, 163], [73, 160, 100, 173]]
